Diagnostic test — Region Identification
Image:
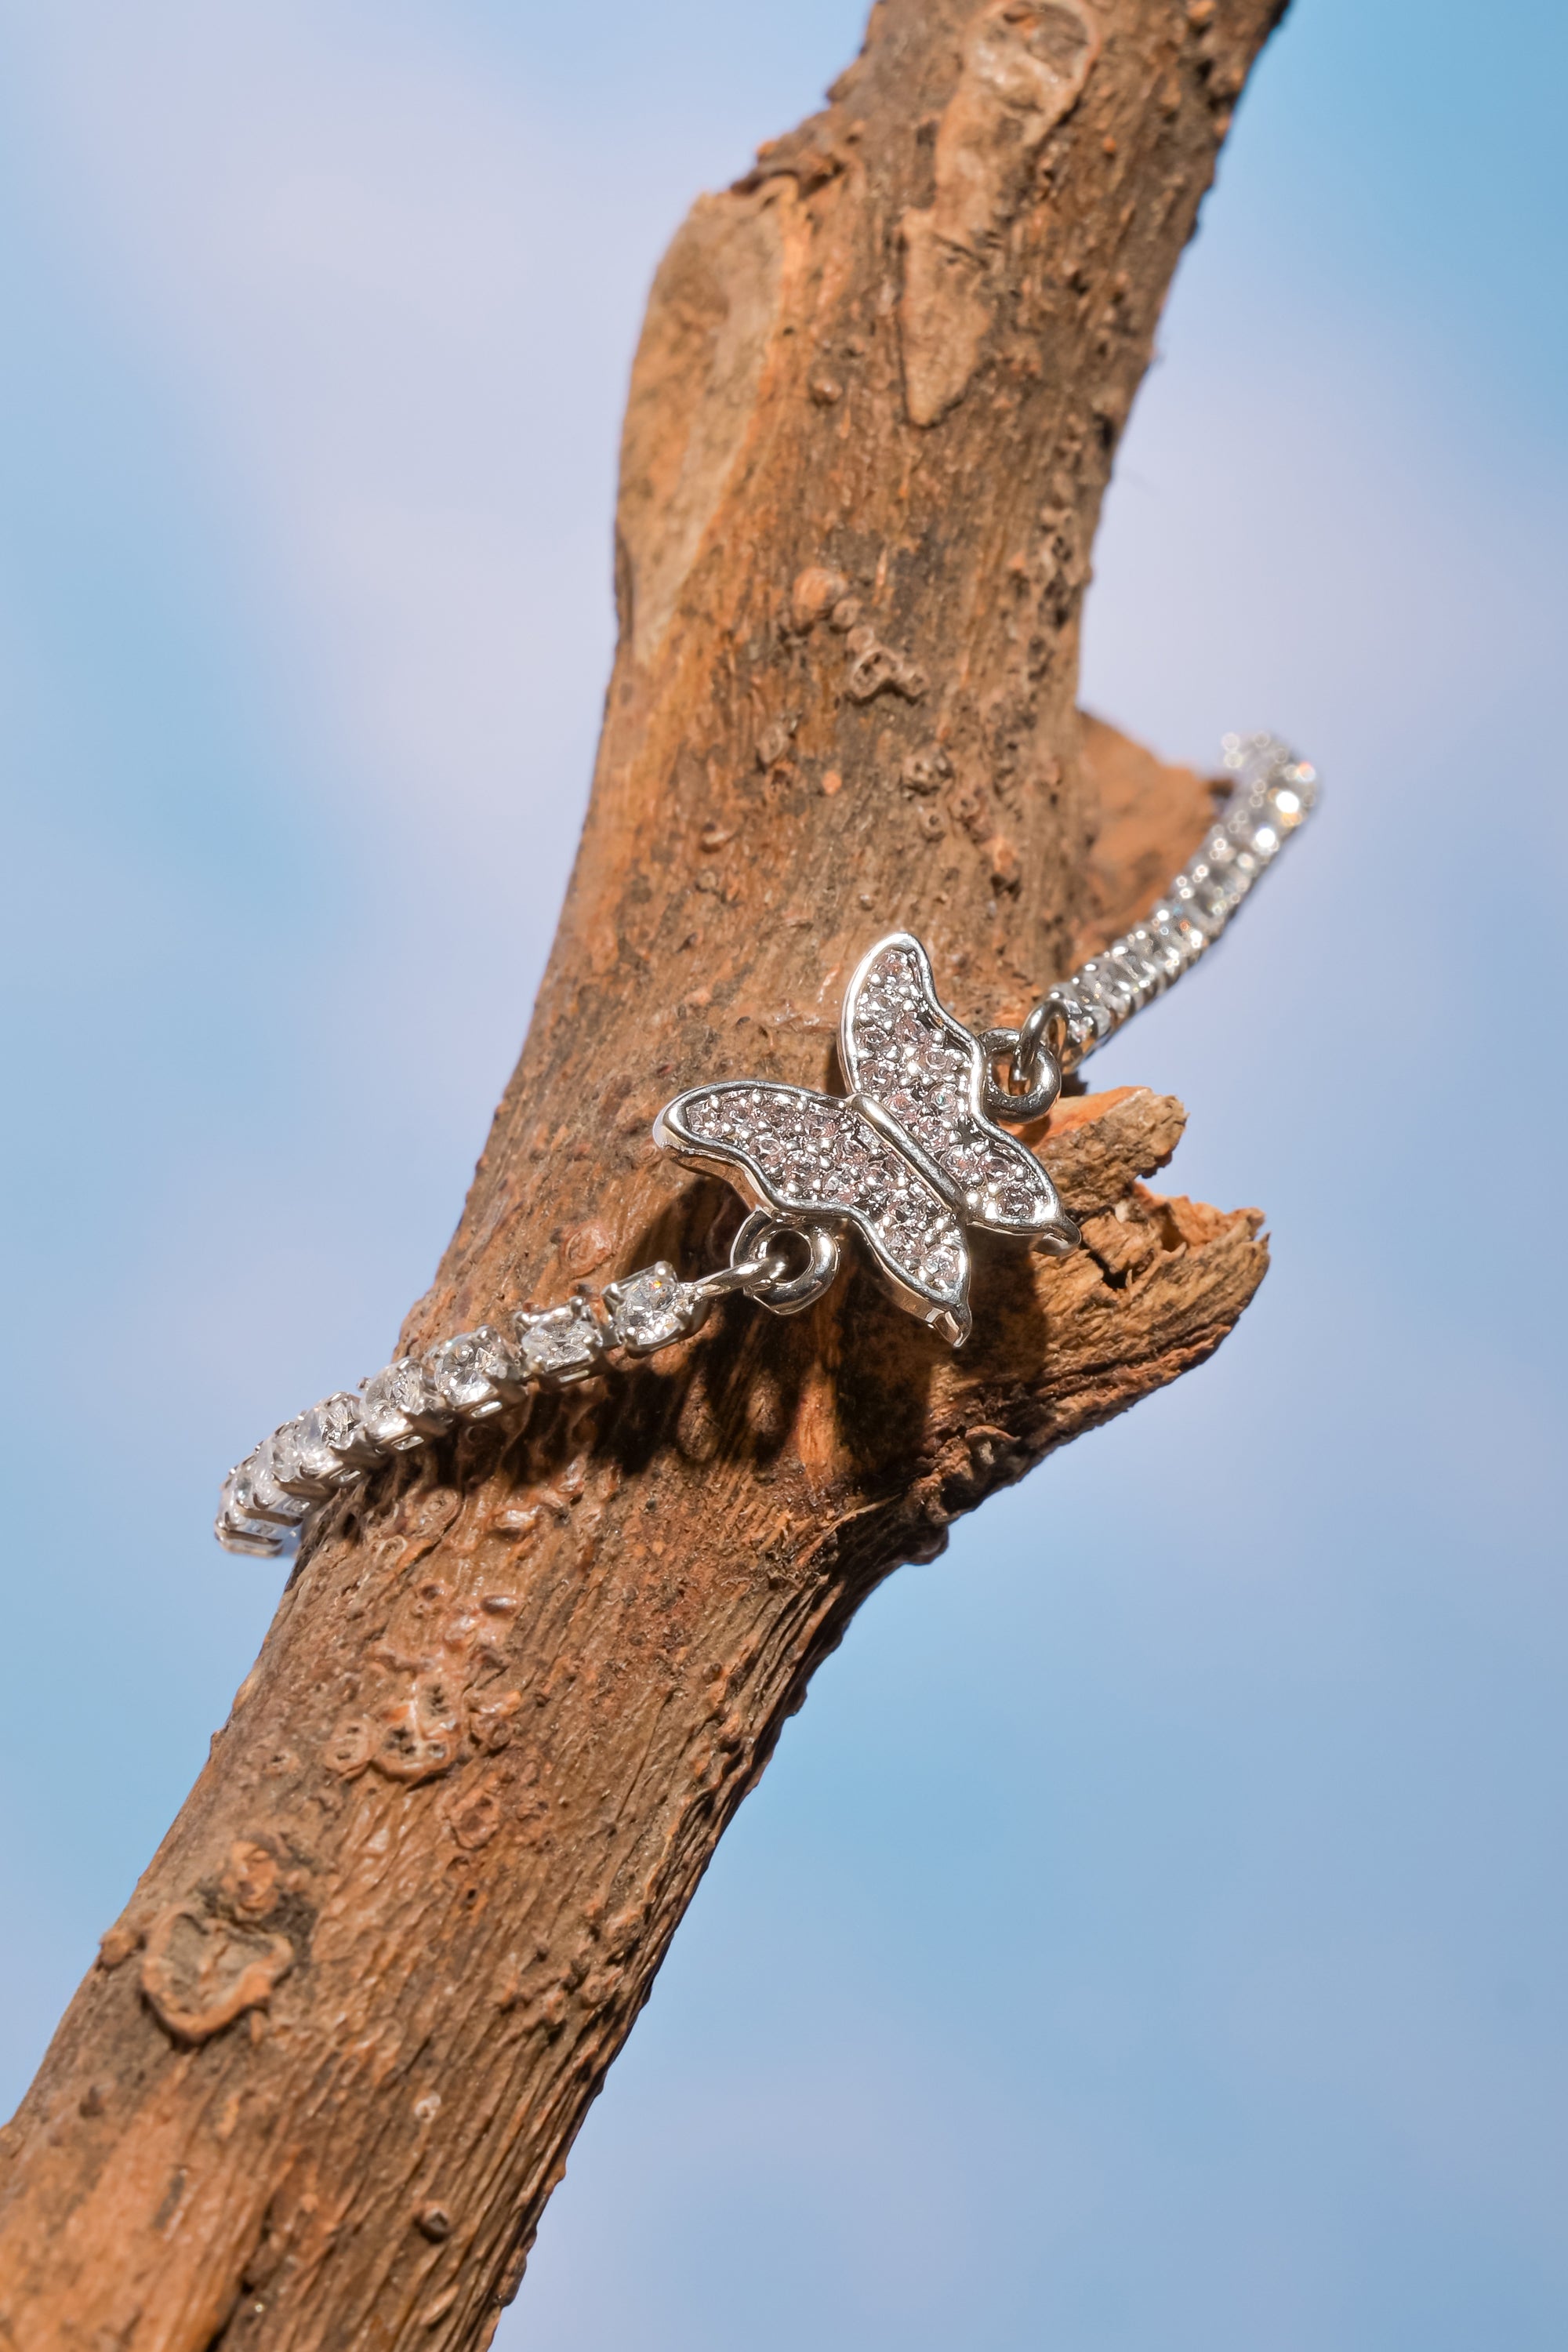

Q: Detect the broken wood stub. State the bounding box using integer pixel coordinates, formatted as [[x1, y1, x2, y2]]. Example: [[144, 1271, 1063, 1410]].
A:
[[0, 3, 1288, 2345]]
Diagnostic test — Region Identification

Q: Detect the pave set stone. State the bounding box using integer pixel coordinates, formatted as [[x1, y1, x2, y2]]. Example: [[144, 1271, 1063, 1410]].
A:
[[681, 1085, 967, 1302], [216, 735, 1316, 1562], [669, 939, 1061, 1288], [848, 946, 1054, 1232]]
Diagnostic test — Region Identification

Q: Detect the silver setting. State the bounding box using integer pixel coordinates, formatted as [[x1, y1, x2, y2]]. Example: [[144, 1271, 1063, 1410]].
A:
[[688, 1237, 792, 1303], [359, 1356, 450, 1454], [978, 1009, 1062, 1123], [216, 1463, 288, 1558], [293, 1393, 365, 1488], [604, 1263, 706, 1355], [656, 932, 1080, 1347], [1036, 735, 1317, 1069], [426, 1324, 521, 1420], [245, 1440, 310, 1526], [729, 1212, 841, 1316], [513, 1298, 604, 1386], [270, 1417, 341, 1501], [213, 731, 1316, 1559]]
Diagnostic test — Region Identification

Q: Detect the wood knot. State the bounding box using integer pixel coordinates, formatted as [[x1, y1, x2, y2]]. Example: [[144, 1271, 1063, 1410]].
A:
[[140, 1904, 294, 2045], [561, 1222, 614, 1278], [902, 746, 952, 795], [789, 567, 848, 629], [220, 1838, 281, 1922], [845, 637, 927, 704], [756, 713, 799, 769], [442, 1766, 506, 1851]]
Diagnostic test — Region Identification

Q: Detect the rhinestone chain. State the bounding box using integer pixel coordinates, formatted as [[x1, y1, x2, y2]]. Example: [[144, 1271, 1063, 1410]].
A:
[[988, 731, 1319, 1102], [216, 733, 1316, 1559]]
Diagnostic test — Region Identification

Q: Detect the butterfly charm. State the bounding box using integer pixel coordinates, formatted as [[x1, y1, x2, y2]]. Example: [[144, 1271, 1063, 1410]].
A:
[[654, 933, 1080, 1347]]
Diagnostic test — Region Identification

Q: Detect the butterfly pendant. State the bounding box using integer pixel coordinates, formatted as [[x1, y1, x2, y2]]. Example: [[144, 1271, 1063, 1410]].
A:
[[654, 933, 1080, 1347]]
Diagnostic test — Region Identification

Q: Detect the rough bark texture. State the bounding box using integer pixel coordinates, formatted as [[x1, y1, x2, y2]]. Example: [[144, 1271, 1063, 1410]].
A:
[[0, 3, 1287, 2343]]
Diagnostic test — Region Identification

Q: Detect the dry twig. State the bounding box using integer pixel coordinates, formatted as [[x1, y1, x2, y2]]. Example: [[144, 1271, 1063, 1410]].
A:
[[0, 3, 1287, 2342]]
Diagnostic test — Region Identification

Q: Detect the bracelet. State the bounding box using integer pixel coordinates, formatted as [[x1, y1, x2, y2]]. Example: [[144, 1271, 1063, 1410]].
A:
[[216, 733, 1316, 1558]]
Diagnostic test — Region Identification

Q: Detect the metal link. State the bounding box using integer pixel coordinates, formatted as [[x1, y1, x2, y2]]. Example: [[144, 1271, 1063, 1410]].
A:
[[1015, 995, 1069, 1084], [691, 1243, 790, 1302], [978, 1018, 1063, 1123], [728, 1211, 841, 1316], [1005, 735, 1317, 1078]]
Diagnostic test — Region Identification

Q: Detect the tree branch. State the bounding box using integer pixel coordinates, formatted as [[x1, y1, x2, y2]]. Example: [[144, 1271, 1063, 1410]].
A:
[[0, 2, 1287, 2343]]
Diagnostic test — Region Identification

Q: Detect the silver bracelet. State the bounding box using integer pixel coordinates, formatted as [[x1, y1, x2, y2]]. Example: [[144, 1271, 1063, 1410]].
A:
[[217, 733, 1316, 1558]]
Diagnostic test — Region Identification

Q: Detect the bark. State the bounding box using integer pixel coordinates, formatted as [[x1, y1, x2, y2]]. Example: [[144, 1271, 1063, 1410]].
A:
[[0, 3, 1287, 2343]]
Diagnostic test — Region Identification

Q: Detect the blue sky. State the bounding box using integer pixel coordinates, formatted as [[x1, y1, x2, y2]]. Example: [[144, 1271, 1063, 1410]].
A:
[[1, 3, 1565, 2344]]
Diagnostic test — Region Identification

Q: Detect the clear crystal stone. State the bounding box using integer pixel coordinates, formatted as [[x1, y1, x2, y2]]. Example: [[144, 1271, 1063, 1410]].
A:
[[607, 1263, 699, 1354], [360, 1356, 448, 1450], [269, 1416, 338, 1499], [1051, 988, 1109, 1046], [221, 1460, 259, 1519], [1225, 804, 1272, 858], [1272, 760, 1316, 818], [291, 1397, 360, 1486], [1079, 960, 1133, 1018], [216, 1463, 285, 1554], [1112, 938, 1160, 993], [992, 1181, 1038, 1222], [1149, 903, 1203, 963], [248, 1439, 310, 1522], [921, 1243, 962, 1290], [514, 1298, 604, 1385], [426, 1324, 518, 1418], [1142, 921, 1188, 979], [317, 1389, 363, 1452], [1181, 873, 1235, 928], [858, 1160, 891, 1208]]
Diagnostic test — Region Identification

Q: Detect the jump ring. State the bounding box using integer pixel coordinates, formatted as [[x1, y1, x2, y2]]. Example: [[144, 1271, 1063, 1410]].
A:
[[1016, 995, 1071, 1079], [730, 1211, 841, 1316], [979, 1022, 1062, 1123]]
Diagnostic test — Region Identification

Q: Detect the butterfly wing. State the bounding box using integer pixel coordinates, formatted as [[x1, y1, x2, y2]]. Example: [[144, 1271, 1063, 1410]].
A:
[[840, 934, 1079, 1253], [655, 1079, 971, 1343]]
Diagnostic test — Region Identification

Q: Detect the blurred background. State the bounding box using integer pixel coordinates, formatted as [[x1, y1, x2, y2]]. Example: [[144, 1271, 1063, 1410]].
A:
[[2, 1, 1564, 2343]]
